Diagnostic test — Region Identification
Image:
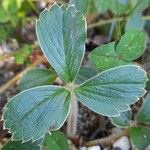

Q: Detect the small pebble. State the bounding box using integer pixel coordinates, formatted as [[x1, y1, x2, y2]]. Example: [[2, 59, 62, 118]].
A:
[[146, 145, 150, 150], [113, 136, 131, 150]]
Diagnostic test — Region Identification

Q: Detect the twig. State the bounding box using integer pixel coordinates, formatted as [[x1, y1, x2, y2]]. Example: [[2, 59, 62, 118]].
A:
[[87, 15, 150, 29], [84, 128, 130, 147], [0, 56, 45, 94]]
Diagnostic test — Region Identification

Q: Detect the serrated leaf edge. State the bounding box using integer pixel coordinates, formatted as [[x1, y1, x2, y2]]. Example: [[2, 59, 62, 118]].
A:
[[75, 65, 148, 117], [36, 3, 87, 83], [2, 85, 70, 143], [110, 110, 132, 128], [111, 119, 131, 128], [135, 93, 150, 122]]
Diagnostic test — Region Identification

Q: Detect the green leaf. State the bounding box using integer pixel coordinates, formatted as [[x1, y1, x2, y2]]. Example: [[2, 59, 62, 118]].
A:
[[130, 0, 150, 13], [0, 27, 8, 44], [69, 0, 89, 14], [43, 131, 69, 150], [13, 45, 32, 64], [75, 65, 147, 116], [2, 139, 42, 150], [116, 29, 146, 61], [1, 0, 23, 27], [90, 30, 146, 71], [130, 127, 150, 150], [90, 42, 129, 71], [111, 110, 132, 128], [126, 0, 149, 31], [126, 13, 145, 31], [0, 6, 9, 23], [146, 75, 150, 92], [94, 0, 129, 14], [36, 4, 86, 83], [136, 94, 150, 124], [9, 14, 20, 27], [3, 86, 71, 142], [2, 0, 23, 14], [75, 67, 97, 84], [19, 68, 57, 91]]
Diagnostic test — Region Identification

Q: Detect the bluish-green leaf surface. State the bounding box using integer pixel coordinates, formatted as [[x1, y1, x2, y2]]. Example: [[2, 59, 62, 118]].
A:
[[136, 94, 150, 124], [19, 68, 57, 91], [36, 4, 86, 83], [3, 86, 71, 141], [125, 13, 145, 31], [75, 67, 97, 84], [69, 0, 89, 15], [75, 65, 147, 116], [111, 110, 132, 128], [2, 139, 42, 150]]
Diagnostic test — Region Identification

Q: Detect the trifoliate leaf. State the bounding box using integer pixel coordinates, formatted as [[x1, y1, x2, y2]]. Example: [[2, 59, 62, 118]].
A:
[[130, 127, 150, 150], [3, 86, 71, 142], [90, 29, 146, 71], [136, 94, 150, 124], [111, 110, 132, 128], [19, 68, 57, 91], [75, 65, 147, 116], [43, 132, 69, 150], [36, 4, 86, 83]]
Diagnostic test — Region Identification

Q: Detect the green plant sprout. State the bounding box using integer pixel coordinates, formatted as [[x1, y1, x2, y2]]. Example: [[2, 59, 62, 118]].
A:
[[2, 3, 148, 146]]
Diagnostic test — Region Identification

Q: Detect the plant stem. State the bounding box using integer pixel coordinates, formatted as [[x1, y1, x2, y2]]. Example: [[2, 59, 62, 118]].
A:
[[67, 95, 78, 138], [87, 15, 150, 29], [0, 56, 45, 94], [84, 128, 130, 147]]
